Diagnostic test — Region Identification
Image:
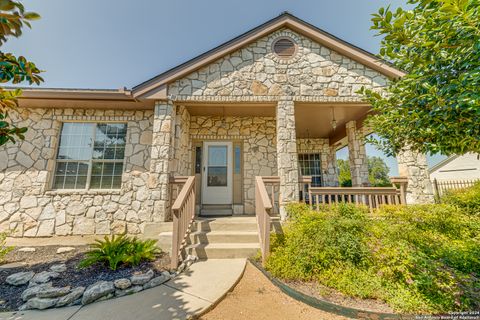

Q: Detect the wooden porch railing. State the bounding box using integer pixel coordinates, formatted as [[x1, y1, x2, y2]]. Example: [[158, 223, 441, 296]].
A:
[[170, 176, 196, 269], [255, 176, 274, 266], [433, 178, 479, 198], [254, 175, 408, 265]]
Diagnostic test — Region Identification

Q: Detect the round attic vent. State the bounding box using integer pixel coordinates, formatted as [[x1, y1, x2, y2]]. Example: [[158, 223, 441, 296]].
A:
[[272, 38, 297, 59]]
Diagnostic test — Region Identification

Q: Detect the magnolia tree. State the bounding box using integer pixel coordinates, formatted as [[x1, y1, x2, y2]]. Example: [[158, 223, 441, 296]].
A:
[[361, 0, 480, 157], [0, 1, 42, 146]]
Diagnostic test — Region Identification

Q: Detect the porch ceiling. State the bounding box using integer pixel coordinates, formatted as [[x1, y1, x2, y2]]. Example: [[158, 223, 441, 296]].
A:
[[295, 103, 371, 141]]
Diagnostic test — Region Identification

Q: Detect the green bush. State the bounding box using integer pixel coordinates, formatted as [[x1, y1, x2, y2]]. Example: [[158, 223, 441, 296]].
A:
[[266, 203, 480, 313], [79, 235, 161, 271], [0, 232, 13, 264], [442, 181, 480, 215]]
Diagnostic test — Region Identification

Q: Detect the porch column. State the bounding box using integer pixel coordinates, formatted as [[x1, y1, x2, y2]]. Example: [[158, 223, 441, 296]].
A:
[[322, 144, 339, 187], [397, 147, 434, 204], [346, 121, 369, 187], [276, 99, 300, 220], [149, 101, 176, 222]]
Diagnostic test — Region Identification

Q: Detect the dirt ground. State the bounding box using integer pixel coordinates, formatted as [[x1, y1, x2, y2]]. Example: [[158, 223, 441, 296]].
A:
[[200, 262, 349, 320]]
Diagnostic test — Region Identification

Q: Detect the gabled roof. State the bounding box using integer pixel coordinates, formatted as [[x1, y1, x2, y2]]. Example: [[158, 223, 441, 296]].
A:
[[429, 155, 459, 173], [132, 12, 405, 98]]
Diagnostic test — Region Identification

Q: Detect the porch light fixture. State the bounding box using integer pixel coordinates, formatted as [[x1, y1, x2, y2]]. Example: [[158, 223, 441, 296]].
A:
[[331, 107, 337, 131]]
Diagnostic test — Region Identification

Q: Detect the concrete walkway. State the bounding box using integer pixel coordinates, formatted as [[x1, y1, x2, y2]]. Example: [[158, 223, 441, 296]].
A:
[[0, 259, 246, 320]]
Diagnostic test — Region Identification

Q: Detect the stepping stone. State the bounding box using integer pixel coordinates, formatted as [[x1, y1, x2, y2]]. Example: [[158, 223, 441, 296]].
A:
[[56, 247, 75, 254]]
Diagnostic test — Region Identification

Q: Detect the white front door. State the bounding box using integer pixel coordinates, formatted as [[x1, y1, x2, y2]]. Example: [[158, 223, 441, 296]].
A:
[[202, 141, 233, 205]]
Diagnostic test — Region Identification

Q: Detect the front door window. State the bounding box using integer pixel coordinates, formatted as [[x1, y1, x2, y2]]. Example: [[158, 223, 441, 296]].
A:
[[207, 146, 228, 186]]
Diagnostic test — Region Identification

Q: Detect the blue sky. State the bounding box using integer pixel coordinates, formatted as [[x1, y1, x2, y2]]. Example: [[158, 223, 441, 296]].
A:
[[5, 0, 445, 173]]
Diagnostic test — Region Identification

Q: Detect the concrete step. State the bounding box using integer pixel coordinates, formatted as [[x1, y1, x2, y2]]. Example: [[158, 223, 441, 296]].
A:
[[190, 231, 259, 244], [192, 217, 257, 232], [186, 243, 260, 259]]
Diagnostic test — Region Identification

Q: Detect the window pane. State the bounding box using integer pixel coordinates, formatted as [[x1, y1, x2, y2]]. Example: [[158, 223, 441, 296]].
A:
[[195, 146, 202, 174], [208, 146, 227, 166], [90, 175, 102, 189], [93, 123, 127, 160], [57, 123, 93, 160], [90, 162, 123, 189], [208, 167, 227, 186], [234, 146, 241, 174], [53, 161, 89, 189], [112, 176, 122, 188]]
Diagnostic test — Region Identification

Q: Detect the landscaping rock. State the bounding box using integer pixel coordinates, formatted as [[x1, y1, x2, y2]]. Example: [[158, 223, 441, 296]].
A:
[[115, 285, 143, 297], [36, 286, 71, 299], [30, 271, 60, 285], [24, 297, 59, 310], [56, 287, 85, 307], [49, 264, 67, 273], [81, 281, 115, 305], [21, 283, 53, 301], [18, 247, 36, 252], [130, 269, 154, 285], [114, 278, 131, 290], [6, 271, 35, 286], [143, 273, 170, 290], [56, 247, 75, 254]]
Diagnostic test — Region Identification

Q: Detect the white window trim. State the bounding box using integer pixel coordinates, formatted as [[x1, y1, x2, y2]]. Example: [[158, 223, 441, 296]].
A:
[[51, 121, 127, 191]]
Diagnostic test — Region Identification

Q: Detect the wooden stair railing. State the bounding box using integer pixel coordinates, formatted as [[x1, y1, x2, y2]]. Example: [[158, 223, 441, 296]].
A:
[[255, 176, 273, 266], [171, 176, 196, 269]]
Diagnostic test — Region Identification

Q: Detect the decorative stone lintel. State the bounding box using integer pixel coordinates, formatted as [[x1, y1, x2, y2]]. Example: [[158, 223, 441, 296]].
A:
[[165, 95, 365, 104]]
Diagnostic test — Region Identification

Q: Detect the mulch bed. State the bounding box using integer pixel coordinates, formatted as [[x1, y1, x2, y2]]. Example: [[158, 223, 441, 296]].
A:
[[0, 245, 170, 312]]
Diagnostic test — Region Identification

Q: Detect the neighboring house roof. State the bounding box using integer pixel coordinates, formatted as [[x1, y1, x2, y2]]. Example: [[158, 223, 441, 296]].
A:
[[132, 12, 405, 98], [429, 155, 459, 173]]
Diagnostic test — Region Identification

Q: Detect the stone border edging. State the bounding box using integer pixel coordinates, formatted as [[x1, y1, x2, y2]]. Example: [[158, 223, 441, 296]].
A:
[[249, 260, 413, 320], [195, 259, 247, 318]]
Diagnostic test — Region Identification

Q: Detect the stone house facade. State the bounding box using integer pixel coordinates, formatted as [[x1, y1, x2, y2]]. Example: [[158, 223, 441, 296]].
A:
[[0, 13, 433, 238]]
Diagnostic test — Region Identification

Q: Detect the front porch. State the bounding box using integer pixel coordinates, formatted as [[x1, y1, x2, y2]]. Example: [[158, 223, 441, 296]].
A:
[[159, 98, 426, 221]]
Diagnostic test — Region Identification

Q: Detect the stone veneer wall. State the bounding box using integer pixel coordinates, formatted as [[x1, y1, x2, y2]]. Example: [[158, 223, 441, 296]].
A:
[[0, 108, 157, 237], [171, 106, 192, 176], [346, 121, 369, 187], [397, 147, 435, 204], [168, 28, 388, 100], [189, 115, 277, 213]]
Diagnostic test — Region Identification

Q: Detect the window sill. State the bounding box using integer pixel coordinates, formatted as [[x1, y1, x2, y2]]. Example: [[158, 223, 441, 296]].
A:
[[45, 189, 122, 196]]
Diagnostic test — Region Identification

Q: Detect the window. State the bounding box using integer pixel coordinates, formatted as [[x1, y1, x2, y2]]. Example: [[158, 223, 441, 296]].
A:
[[298, 153, 323, 187], [53, 123, 127, 189], [298, 153, 323, 203]]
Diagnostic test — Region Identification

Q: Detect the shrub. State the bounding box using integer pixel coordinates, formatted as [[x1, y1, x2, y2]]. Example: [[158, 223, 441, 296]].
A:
[[442, 181, 480, 215], [79, 235, 161, 271], [266, 203, 480, 313], [0, 232, 13, 264]]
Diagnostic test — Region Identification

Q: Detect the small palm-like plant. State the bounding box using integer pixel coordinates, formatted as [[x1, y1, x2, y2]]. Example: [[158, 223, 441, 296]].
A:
[[79, 234, 161, 271], [124, 238, 160, 266]]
